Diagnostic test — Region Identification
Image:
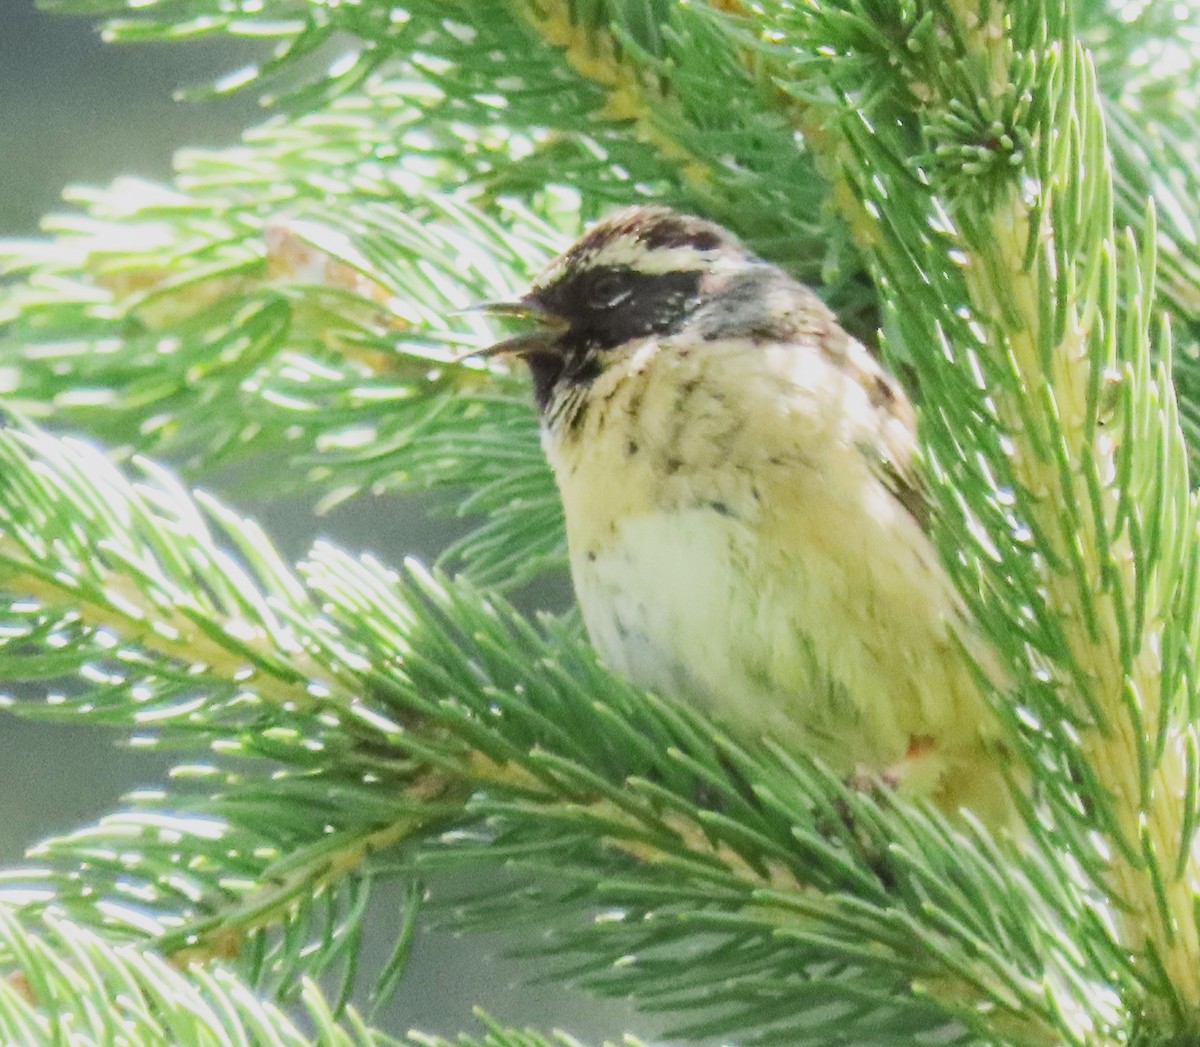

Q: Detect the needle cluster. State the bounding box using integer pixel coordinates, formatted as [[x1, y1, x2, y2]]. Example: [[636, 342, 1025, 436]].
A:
[[2, 1, 1200, 1044]]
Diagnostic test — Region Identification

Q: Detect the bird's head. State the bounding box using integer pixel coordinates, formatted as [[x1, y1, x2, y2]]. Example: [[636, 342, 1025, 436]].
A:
[[478, 207, 761, 416]]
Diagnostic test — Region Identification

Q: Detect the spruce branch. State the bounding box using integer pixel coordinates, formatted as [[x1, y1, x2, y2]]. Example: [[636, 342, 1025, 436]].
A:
[[0, 423, 1141, 1045], [4, 0, 1200, 1042], [743, 0, 1200, 1028], [0, 905, 404, 1045], [0, 424, 462, 999], [0, 173, 569, 585], [56, 0, 846, 281], [0, 891, 630, 1046]]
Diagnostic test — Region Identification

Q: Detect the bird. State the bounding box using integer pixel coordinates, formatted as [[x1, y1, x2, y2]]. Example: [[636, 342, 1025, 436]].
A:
[[477, 205, 1012, 824]]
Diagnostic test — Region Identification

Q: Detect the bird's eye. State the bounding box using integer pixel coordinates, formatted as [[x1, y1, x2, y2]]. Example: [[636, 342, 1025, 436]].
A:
[[586, 271, 630, 310]]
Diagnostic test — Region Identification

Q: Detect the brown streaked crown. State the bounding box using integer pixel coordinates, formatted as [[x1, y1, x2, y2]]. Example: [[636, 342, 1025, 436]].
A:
[[532, 207, 745, 287]]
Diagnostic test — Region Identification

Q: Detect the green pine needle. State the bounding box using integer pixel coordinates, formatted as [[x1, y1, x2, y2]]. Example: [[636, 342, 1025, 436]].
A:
[[4, 0, 1200, 1043]]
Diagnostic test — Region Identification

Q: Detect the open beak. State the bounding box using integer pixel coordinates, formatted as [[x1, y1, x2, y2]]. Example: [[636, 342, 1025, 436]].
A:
[[460, 298, 570, 361]]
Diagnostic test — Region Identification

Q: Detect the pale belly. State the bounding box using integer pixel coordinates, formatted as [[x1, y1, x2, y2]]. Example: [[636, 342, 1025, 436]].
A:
[[571, 504, 985, 779]]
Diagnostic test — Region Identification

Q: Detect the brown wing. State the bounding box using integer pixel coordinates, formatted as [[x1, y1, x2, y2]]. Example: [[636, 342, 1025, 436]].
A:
[[869, 447, 931, 533], [855, 357, 931, 534]]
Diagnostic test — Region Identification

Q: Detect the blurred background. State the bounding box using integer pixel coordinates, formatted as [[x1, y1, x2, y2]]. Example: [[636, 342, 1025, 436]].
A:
[[0, 2, 643, 1040]]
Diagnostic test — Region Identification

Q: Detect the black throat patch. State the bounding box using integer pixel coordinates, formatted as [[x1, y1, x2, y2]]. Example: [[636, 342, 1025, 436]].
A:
[[526, 265, 702, 413]]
